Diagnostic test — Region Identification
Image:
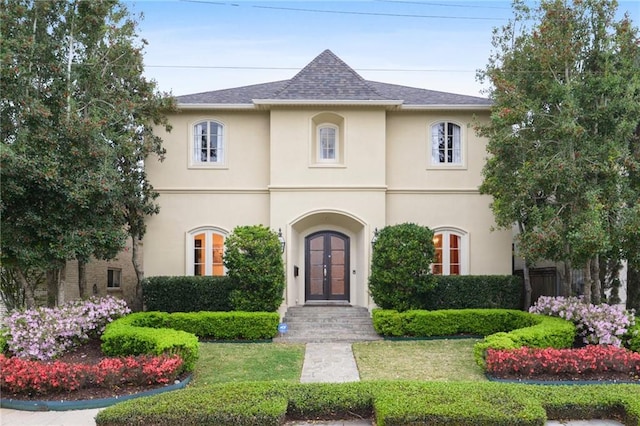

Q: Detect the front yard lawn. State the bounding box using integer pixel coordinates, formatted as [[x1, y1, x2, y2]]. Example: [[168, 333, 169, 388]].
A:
[[352, 338, 487, 381], [191, 342, 306, 386]]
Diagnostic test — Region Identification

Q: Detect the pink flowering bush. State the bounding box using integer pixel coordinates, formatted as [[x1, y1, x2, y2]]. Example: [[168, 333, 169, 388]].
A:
[[486, 345, 640, 378], [0, 353, 183, 395], [529, 296, 635, 347], [1, 296, 130, 360]]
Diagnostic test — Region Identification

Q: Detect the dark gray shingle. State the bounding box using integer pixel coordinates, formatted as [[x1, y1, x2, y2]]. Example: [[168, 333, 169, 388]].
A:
[[177, 49, 490, 106]]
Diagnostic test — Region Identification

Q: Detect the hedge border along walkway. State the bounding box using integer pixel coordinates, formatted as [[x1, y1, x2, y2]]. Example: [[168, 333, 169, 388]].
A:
[[94, 381, 639, 426]]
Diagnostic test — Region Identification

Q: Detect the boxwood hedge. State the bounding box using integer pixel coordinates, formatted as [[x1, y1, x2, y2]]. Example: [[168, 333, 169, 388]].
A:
[[371, 309, 576, 367], [101, 311, 280, 371], [95, 381, 640, 426]]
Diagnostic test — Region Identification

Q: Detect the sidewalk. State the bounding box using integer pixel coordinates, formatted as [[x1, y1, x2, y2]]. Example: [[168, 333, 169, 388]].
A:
[[0, 343, 626, 426]]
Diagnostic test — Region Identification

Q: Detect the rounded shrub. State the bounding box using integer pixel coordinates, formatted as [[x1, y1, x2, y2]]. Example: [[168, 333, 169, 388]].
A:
[[368, 223, 436, 311], [224, 225, 285, 312]]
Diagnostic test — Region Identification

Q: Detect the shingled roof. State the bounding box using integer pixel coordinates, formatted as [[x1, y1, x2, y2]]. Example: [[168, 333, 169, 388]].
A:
[[177, 49, 490, 108]]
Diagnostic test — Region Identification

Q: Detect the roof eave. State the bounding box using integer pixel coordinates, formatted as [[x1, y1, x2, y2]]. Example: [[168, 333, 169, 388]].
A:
[[177, 103, 256, 110], [253, 99, 403, 107], [401, 104, 491, 111]]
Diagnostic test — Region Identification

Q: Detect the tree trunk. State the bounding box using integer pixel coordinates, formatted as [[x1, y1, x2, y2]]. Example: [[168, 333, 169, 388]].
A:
[[518, 222, 532, 310], [78, 260, 88, 299], [15, 268, 36, 308], [628, 260, 640, 311], [46, 269, 58, 307], [131, 237, 144, 312], [561, 261, 572, 296], [583, 259, 592, 303], [591, 254, 601, 304], [57, 264, 66, 306]]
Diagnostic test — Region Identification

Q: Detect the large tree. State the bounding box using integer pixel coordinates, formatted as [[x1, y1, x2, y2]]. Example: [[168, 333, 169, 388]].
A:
[[1, 0, 175, 309], [477, 0, 640, 307]]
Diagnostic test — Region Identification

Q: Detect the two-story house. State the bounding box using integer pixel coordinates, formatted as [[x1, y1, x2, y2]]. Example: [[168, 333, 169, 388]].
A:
[[144, 49, 512, 312]]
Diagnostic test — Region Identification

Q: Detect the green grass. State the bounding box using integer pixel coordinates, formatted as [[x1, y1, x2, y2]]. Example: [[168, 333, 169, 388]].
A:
[[352, 339, 487, 381], [190, 342, 306, 386]]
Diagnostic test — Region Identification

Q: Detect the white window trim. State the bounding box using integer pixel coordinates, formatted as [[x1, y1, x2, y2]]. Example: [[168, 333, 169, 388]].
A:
[[317, 123, 339, 163], [427, 120, 467, 169], [432, 227, 469, 275], [309, 113, 346, 168], [188, 119, 228, 169], [185, 226, 229, 276]]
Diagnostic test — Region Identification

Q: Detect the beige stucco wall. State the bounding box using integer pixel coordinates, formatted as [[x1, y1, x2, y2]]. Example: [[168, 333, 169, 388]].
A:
[[144, 105, 512, 310]]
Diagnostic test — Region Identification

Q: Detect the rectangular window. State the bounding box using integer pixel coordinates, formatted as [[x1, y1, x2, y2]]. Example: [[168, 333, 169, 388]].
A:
[[432, 122, 461, 165], [193, 121, 224, 164], [319, 127, 336, 161], [107, 268, 121, 288]]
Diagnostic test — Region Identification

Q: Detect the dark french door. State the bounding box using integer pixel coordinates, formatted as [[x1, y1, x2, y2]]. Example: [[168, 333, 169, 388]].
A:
[[305, 231, 350, 301]]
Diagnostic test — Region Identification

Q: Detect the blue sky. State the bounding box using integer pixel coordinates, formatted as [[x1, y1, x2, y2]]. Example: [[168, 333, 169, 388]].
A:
[[126, 0, 640, 98]]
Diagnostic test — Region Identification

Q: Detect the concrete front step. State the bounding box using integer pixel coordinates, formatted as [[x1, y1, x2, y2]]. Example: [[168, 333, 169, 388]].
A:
[[275, 305, 382, 343]]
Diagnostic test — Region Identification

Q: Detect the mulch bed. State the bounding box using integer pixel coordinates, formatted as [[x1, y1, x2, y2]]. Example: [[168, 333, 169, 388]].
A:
[[490, 371, 640, 383], [2, 339, 189, 402]]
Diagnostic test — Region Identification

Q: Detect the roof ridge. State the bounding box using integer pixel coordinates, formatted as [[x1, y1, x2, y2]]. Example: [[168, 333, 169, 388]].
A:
[[271, 49, 391, 100]]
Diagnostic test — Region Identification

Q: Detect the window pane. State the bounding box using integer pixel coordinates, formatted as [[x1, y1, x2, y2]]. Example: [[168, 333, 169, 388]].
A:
[[194, 122, 207, 163], [449, 234, 460, 275], [319, 127, 336, 160], [107, 269, 121, 288], [212, 233, 224, 276], [194, 233, 205, 276], [432, 233, 443, 275]]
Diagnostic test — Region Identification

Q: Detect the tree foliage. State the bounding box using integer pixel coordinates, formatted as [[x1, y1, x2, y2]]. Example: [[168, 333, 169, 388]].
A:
[[0, 0, 175, 308], [368, 223, 436, 311], [223, 225, 285, 312], [477, 0, 640, 305]]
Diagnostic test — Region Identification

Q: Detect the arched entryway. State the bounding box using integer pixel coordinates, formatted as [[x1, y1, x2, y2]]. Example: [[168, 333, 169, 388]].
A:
[[305, 231, 350, 301]]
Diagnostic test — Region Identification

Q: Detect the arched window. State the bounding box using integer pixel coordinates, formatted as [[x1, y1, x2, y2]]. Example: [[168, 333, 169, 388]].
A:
[[311, 113, 345, 166], [187, 228, 227, 276], [193, 120, 224, 165], [432, 228, 468, 275], [431, 122, 462, 165]]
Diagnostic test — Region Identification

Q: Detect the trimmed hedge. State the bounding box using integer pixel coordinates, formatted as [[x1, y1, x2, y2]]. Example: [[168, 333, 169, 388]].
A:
[[101, 311, 280, 371], [95, 381, 640, 426], [371, 309, 576, 367], [423, 275, 523, 310], [142, 276, 234, 312], [101, 316, 199, 372], [138, 311, 281, 341]]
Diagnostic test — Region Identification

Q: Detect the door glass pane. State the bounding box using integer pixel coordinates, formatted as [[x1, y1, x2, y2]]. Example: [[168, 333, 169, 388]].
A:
[[310, 236, 324, 250], [330, 236, 344, 250], [331, 278, 345, 296], [310, 263, 324, 295]]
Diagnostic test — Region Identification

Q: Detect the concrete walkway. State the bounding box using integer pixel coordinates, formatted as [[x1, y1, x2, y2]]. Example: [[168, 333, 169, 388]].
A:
[[0, 342, 626, 426]]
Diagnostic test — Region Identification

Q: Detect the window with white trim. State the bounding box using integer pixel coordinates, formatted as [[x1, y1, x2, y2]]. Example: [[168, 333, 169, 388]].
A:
[[188, 228, 226, 276], [432, 229, 468, 275], [318, 124, 338, 162], [311, 113, 345, 166], [431, 122, 462, 165], [193, 120, 224, 165]]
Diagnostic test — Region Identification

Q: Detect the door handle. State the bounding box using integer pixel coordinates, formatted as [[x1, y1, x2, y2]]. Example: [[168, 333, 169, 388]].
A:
[[323, 265, 327, 277]]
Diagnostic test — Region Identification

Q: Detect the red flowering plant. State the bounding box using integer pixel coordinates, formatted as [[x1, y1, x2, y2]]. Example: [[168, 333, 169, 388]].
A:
[[486, 345, 640, 379], [0, 353, 183, 395]]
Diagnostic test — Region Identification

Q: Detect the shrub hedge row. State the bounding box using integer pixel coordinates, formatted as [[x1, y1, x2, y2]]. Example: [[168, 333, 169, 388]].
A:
[[425, 275, 523, 310], [101, 311, 280, 371], [371, 309, 576, 367], [95, 381, 640, 426], [142, 276, 234, 312]]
